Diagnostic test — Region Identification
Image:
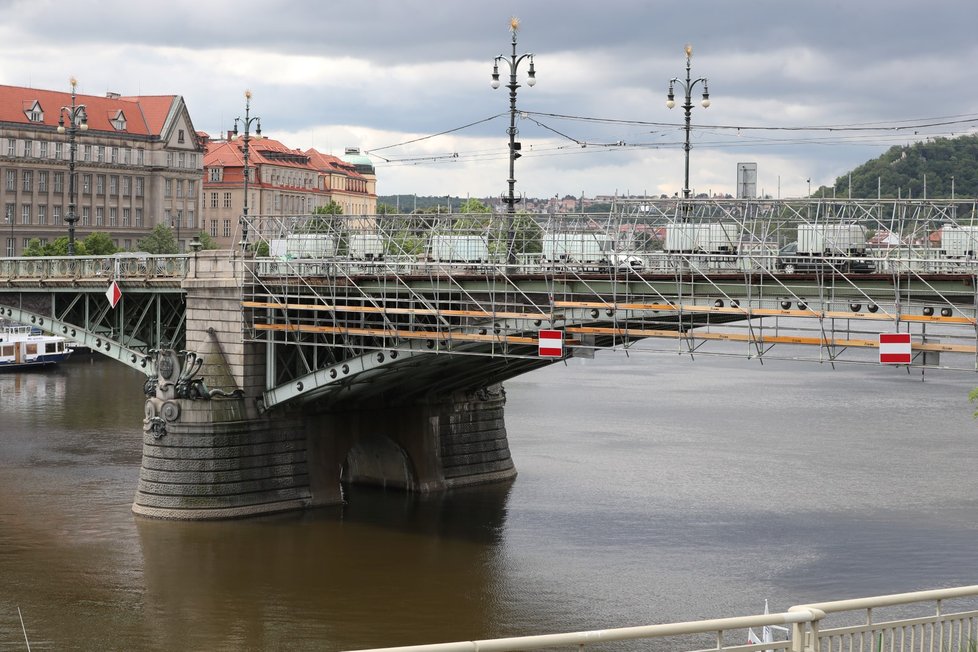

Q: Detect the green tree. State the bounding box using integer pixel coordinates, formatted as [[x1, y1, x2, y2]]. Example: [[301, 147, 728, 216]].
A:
[[83, 232, 118, 256], [22, 238, 45, 256], [138, 224, 178, 254], [376, 203, 398, 214], [193, 231, 219, 250]]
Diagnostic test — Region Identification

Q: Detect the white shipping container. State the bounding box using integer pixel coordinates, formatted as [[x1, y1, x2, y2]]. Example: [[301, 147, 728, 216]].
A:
[[286, 234, 337, 259], [941, 226, 978, 258], [543, 233, 613, 262], [697, 222, 740, 253], [797, 224, 866, 255], [664, 224, 710, 252], [348, 233, 385, 259], [430, 235, 489, 262]]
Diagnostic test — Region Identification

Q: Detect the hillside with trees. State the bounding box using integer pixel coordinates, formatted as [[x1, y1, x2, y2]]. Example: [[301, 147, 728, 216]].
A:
[[826, 134, 978, 199]]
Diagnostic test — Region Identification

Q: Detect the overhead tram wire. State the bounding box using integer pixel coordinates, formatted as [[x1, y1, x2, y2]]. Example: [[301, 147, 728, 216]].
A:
[[365, 108, 978, 169]]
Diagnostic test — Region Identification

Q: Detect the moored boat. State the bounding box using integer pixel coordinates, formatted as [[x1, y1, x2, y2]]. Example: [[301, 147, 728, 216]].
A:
[[0, 325, 74, 370]]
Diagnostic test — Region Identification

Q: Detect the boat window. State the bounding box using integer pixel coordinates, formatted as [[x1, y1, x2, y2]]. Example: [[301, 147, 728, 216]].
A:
[[1, 345, 12, 356], [26, 344, 37, 355]]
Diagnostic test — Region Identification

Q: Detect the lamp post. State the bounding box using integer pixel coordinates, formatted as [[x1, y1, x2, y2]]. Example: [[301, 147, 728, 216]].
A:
[[57, 77, 88, 256], [491, 16, 535, 263], [232, 90, 261, 252], [666, 44, 710, 202]]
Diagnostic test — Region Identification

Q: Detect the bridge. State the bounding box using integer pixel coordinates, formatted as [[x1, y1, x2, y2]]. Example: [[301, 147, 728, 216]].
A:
[[2, 197, 977, 519]]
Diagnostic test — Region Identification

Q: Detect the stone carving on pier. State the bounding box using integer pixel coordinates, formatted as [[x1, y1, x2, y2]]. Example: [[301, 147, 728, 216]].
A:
[[142, 349, 244, 438]]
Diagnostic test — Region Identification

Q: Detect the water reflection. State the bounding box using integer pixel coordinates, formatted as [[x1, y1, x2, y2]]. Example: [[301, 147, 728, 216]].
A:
[[135, 483, 514, 651]]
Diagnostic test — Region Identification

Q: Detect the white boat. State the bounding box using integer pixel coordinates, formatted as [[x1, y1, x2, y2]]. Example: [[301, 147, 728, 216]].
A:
[[0, 325, 74, 370]]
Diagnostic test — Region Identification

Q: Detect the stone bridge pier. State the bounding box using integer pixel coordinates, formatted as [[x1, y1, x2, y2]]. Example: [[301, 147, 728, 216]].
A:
[[132, 252, 516, 520]]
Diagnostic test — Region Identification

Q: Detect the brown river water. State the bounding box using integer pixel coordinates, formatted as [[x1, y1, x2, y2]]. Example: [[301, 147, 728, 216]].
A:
[[2, 348, 978, 651]]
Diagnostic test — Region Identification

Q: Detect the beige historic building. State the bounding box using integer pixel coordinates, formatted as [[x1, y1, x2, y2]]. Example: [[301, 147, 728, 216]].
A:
[[0, 82, 203, 255], [202, 135, 376, 249]]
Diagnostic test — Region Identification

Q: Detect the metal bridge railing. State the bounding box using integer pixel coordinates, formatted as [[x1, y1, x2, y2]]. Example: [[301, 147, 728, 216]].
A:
[[0, 253, 189, 281], [345, 585, 978, 652]]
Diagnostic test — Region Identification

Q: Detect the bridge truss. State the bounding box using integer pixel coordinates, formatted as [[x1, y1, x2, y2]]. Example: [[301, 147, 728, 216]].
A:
[[0, 255, 187, 371], [240, 198, 978, 410]]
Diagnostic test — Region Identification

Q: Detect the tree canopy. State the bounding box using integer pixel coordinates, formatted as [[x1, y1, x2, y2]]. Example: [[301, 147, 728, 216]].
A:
[[138, 224, 178, 254], [830, 134, 978, 199]]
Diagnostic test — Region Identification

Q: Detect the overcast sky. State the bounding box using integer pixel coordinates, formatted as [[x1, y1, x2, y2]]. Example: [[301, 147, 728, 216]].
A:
[[2, 0, 977, 201]]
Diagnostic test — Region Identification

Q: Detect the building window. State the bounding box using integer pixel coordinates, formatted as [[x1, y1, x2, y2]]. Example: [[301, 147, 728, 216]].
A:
[[22, 170, 32, 192], [124, 239, 131, 250], [109, 207, 117, 226], [109, 176, 118, 196], [6, 139, 14, 156], [164, 209, 171, 228], [38, 205, 46, 225], [111, 112, 126, 131], [178, 129, 185, 143], [223, 192, 231, 208], [21, 204, 31, 225], [123, 208, 131, 226], [178, 152, 185, 168], [187, 180, 196, 197], [135, 177, 144, 196], [210, 192, 218, 208], [39, 141, 48, 158], [5, 170, 15, 191], [82, 174, 91, 194], [82, 207, 90, 226], [53, 205, 61, 223], [55, 142, 63, 159], [111, 147, 118, 164], [96, 175, 105, 196], [122, 176, 131, 196], [223, 219, 231, 238], [53, 173, 64, 193], [164, 179, 172, 197], [96, 146, 104, 163], [38, 171, 47, 193], [188, 210, 194, 229], [25, 101, 43, 123], [137, 149, 144, 166], [23, 140, 33, 157], [135, 208, 143, 227], [4, 203, 13, 225], [95, 207, 104, 226], [82, 144, 90, 162], [176, 180, 183, 198], [208, 167, 221, 182], [209, 219, 217, 237], [166, 152, 173, 168]]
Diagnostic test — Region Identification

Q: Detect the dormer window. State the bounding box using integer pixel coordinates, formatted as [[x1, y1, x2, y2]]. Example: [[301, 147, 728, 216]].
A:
[[178, 129, 185, 144], [111, 110, 127, 131], [23, 100, 43, 123]]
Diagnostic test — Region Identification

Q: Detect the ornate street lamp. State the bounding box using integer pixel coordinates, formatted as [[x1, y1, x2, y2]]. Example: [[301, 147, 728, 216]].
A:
[[57, 77, 89, 256], [666, 44, 710, 201], [232, 90, 261, 251], [491, 16, 536, 263]]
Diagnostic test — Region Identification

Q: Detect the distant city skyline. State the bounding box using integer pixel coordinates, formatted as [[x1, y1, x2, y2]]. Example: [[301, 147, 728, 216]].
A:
[[2, 0, 976, 200]]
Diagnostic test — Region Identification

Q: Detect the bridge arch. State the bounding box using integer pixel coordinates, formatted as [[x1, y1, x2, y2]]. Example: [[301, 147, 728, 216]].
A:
[[0, 306, 154, 373], [342, 434, 414, 490]]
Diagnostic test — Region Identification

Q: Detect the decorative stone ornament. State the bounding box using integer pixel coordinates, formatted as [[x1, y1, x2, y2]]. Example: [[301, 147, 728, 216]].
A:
[[142, 349, 244, 438]]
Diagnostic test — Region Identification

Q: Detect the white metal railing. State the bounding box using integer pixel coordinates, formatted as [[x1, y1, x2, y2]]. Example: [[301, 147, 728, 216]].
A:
[[344, 586, 978, 652]]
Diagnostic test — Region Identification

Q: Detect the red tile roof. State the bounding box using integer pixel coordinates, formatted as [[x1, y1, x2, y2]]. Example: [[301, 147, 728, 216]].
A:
[[0, 83, 178, 137]]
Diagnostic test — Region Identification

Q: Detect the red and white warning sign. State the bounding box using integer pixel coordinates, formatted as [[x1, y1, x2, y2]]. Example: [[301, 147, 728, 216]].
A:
[[105, 280, 122, 309], [879, 332, 911, 364], [538, 329, 564, 358]]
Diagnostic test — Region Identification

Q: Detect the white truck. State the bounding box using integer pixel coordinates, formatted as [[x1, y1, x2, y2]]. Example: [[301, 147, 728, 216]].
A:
[[797, 224, 867, 255], [429, 235, 489, 263], [268, 233, 336, 259], [542, 232, 613, 265], [664, 222, 739, 254], [347, 233, 385, 260], [941, 226, 978, 258]]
